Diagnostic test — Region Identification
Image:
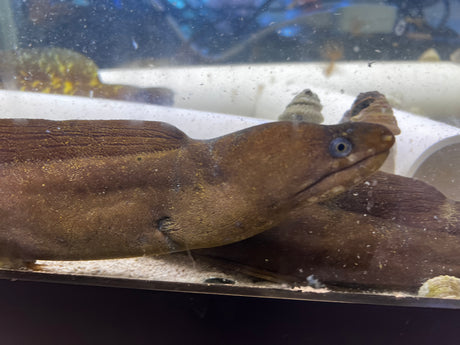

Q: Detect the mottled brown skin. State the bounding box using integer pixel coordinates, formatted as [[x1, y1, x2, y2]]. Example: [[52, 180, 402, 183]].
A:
[[196, 172, 460, 292], [0, 119, 393, 263]]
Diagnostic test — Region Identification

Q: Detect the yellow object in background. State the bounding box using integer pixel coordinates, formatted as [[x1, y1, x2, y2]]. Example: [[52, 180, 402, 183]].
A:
[[0, 48, 173, 105]]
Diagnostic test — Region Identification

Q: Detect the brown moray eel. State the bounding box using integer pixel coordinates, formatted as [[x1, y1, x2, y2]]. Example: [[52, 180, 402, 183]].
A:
[[194, 91, 460, 293], [194, 92, 458, 292], [196, 172, 460, 292], [0, 119, 393, 264]]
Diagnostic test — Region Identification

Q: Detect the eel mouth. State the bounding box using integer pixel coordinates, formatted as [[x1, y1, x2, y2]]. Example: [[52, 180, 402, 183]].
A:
[[295, 151, 389, 203]]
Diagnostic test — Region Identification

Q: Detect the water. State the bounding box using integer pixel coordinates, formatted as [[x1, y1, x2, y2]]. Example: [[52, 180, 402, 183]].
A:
[[0, 0, 460, 306]]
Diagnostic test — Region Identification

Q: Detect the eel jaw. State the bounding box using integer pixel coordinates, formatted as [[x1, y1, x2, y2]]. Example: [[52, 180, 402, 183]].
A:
[[295, 151, 390, 204]]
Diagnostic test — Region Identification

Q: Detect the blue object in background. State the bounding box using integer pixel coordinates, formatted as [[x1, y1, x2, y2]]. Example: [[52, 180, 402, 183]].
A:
[[15, 0, 460, 66]]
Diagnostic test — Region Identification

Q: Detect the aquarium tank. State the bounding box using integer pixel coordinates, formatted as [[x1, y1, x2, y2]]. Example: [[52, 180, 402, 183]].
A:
[[0, 0, 460, 308]]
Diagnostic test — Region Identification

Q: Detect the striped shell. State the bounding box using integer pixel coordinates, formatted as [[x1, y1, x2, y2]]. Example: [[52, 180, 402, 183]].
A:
[[341, 91, 401, 136], [278, 89, 324, 124]]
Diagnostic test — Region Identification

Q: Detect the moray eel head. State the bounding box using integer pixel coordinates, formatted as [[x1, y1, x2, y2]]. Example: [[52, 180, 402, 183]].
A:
[[214, 121, 394, 210], [169, 121, 395, 250], [291, 121, 394, 204]]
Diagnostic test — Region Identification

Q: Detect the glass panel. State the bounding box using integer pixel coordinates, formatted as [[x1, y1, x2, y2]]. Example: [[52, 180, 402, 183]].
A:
[[0, 0, 460, 308]]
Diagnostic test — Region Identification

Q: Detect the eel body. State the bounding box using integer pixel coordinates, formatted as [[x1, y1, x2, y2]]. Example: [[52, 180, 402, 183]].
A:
[[0, 119, 393, 263], [194, 90, 459, 293], [196, 172, 460, 291]]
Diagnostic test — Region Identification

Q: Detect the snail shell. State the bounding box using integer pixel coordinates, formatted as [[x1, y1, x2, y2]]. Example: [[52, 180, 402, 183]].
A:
[[341, 91, 401, 136], [419, 275, 460, 299], [279, 89, 324, 124], [340, 91, 400, 173]]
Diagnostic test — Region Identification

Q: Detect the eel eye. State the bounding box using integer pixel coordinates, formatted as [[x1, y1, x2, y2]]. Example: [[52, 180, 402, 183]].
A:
[[329, 137, 352, 158]]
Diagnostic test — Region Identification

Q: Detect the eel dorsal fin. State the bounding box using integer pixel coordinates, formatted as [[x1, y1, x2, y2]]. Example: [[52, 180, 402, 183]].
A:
[[0, 119, 188, 163]]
